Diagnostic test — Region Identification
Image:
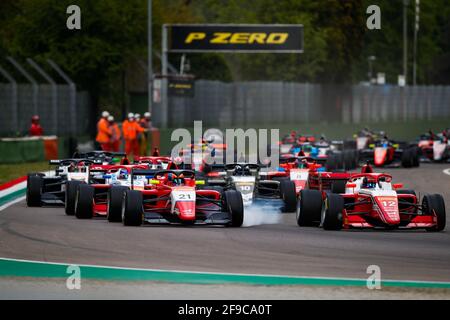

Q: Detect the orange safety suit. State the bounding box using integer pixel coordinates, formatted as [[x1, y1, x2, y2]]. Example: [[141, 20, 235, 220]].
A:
[[109, 123, 121, 152], [96, 118, 112, 151], [122, 119, 145, 157], [138, 118, 150, 156]]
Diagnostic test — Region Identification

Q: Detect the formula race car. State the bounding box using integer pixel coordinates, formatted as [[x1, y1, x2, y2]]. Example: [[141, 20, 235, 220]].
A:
[[72, 151, 128, 165], [284, 138, 359, 171], [296, 170, 446, 231], [353, 128, 380, 150], [359, 138, 419, 168], [67, 164, 148, 219], [26, 158, 99, 207], [178, 138, 228, 172], [134, 155, 178, 169], [416, 132, 450, 163], [203, 163, 297, 212], [118, 169, 244, 227], [279, 132, 316, 154]]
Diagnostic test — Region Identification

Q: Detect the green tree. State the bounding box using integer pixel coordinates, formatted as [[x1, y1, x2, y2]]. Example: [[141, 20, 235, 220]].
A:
[[354, 0, 450, 84]]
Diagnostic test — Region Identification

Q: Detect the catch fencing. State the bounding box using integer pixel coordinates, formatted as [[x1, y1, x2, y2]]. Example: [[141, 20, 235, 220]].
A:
[[155, 81, 450, 128], [1, 81, 449, 136], [0, 83, 92, 137]]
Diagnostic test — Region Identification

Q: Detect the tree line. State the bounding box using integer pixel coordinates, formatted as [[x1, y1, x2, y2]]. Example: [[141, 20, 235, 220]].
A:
[[0, 0, 448, 115]]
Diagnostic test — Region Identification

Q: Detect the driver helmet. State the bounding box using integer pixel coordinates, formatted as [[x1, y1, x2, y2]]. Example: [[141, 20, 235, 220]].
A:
[[68, 162, 76, 172], [118, 169, 128, 180], [174, 173, 185, 185], [362, 177, 376, 189]]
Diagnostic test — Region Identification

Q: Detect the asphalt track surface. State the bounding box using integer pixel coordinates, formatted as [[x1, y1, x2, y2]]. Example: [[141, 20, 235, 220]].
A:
[[1, 164, 450, 298]]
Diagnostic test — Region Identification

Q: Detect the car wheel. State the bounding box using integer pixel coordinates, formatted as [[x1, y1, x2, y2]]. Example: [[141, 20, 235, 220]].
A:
[[75, 184, 94, 219], [423, 194, 446, 232], [224, 190, 244, 227], [401, 149, 413, 168], [343, 151, 354, 170], [297, 189, 322, 227], [107, 186, 129, 222], [65, 180, 83, 215], [321, 193, 344, 230], [280, 180, 297, 212], [122, 190, 143, 226], [26, 175, 43, 207], [352, 150, 359, 168], [412, 147, 420, 167], [336, 153, 344, 170], [331, 180, 347, 194]]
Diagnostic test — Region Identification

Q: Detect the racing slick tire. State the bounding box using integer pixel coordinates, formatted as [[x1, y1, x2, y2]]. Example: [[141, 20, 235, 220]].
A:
[[296, 189, 322, 227], [401, 148, 418, 168], [75, 184, 94, 219], [331, 180, 347, 194], [280, 180, 297, 212], [65, 180, 84, 215], [411, 147, 420, 167], [26, 175, 43, 207], [325, 154, 337, 171], [28, 172, 45, 178], [321, 193, 344, 231], [336, 153, 344, 170], [423, 194, 446, 232], [401, 149, 411, 168], [224, 190, 244, 227], [122, 190, 143, 226], [107, 186, 129, 222], [352, 150, 359, 168], [343, 150, 354, 170]]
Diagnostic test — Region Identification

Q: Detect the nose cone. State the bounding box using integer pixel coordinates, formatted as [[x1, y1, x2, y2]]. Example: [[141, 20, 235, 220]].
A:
[[374, 147, 387, 166], [176, 201, 196, 221], [375, 196, 400, 225]]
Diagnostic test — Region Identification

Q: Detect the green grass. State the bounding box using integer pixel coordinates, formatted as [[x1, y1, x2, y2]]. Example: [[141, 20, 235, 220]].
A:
[[0, 161, 51, 184]]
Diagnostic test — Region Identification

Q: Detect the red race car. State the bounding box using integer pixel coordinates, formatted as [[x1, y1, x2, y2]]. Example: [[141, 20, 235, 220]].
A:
[[70, 164, 148, 219], [134, 156, 178, 169], [296, 167, 446, 231], [359, 139, 419, 168], [277, 155, 350, 196], [119, 169, 244, 227]]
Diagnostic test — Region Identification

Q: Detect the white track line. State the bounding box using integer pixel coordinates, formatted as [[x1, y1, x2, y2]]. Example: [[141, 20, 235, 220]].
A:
[[0, 196, 26, 212], [2, 256, 450, 286], [0, 181, 26, 198], [443, 168, 450, 176]]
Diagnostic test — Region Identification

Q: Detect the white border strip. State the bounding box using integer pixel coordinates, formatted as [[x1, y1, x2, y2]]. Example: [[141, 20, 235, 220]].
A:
[[2, 257, 450, 286], [0, 196, 26, 212], [0, 181, 27, 198], [0, 170, 54, 211]]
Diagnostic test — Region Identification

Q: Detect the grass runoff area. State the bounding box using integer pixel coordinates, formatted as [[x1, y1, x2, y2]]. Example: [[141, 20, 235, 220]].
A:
[[0, 162, 50, 184]]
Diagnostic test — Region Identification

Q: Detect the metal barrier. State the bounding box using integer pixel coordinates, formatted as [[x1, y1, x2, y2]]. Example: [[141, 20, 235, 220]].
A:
[[0, 58, 92, 137], [0, 83, 91, 136], [152, 81, 450, 128]]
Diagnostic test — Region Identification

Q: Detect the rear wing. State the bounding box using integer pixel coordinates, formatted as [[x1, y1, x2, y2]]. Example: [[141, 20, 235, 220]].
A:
[[48, 158, 102, 165], [74, 151, 126, 158], [131, 169, 160, 178], [132, 169, 196, 180], [203, 163, 226, 173]]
